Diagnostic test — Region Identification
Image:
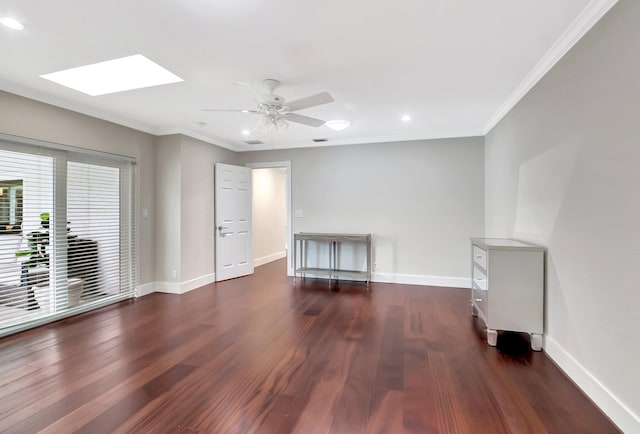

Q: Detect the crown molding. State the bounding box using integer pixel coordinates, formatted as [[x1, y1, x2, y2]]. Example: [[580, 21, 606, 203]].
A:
[[235, 129, 485, 152], [1, 80, 479, 152], [154, 127, 241, 152], [482, 0, 619, 135], [0, 79, 158, 135]]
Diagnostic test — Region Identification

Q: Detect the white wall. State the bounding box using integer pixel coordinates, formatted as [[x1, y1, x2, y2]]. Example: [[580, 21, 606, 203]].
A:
[[252, 168, 287, 266], [0, 90, 156, 286], [485, 1, 640, 431], [239, 137, 484, 285]]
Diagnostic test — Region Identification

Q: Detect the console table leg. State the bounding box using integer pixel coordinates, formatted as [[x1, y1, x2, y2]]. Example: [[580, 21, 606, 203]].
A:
[[472, 303, 478, 317], [487, 329, 498, 346]]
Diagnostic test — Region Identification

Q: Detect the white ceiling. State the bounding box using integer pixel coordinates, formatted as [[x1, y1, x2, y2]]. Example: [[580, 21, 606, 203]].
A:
[[0, 0, 617, 151]]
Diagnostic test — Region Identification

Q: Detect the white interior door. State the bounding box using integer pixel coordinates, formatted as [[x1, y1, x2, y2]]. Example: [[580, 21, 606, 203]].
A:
[[215, 163, 253, 281]]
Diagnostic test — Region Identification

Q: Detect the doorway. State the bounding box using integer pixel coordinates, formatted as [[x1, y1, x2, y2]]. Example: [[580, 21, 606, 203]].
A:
[[246, 162, 292, 276]]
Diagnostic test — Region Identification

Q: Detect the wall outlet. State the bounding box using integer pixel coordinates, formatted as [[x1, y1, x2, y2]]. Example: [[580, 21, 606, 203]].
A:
[[295, 209, 303, 218], [373, 262, 377, 270], [171, 270, 177, 279]]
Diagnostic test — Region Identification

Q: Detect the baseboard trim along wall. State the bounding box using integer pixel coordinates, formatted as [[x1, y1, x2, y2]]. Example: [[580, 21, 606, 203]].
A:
[[155, 273, 217, 295], [372, 272, 471, 288], [136, 282, 156, 297], [544, 336, 639, 433], [154, 281, 180, 294], [181, 273, 216, 293], [254, 251, 287, 268]]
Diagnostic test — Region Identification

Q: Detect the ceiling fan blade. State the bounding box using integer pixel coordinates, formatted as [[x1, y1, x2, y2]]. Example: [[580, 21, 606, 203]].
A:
[[202, 108, 259, 113], [286, 92, 335, 112], [284, 113, 326, 128], [233, 81, 266, 104]]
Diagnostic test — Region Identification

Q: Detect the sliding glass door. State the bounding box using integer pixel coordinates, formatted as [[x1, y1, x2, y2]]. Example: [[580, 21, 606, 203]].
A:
[[0, 136, 136, 336]]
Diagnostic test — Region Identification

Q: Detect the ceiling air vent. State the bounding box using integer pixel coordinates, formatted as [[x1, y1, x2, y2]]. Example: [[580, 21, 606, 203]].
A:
[[244, 140, 264, 145], [312, 138, 329, 143]]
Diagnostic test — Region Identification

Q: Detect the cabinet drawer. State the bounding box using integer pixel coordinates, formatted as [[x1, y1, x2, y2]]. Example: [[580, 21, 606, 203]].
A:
[[473, 245, 487, 270], [472, 265, 487, 291], [472, 285, 488, 318]]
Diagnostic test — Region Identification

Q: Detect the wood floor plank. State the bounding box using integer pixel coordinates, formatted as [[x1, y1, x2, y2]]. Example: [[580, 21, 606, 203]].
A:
[[0, 321, 216, 431], [0, 258, 621, 433], [374, 305, 405, 391], [74, 364, 196, 434]]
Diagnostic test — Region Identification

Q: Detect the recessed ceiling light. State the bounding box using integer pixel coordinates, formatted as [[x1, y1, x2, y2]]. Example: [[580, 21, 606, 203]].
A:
[[241, 110, 250, 113], [242, 129, 251, 136], [325, 120, 351, 131], [40, 54, 183, 96], [0, 17, 24, 30], [401, 115, 411, 122]]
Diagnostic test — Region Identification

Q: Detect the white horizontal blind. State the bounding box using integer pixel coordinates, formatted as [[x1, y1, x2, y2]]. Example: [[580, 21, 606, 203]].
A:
[[0, 138, 136, 336], [0, 147, 54, 328]]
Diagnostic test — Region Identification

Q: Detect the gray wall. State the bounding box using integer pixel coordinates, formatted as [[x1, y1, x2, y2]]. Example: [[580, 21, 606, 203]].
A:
[[179, 135, 238, 283], [239, 137, 485, 282], [154, 135, 182, 283], [154, 134, 238, 286], [485, 1, 640, 430], [0, 90, 156, 286]]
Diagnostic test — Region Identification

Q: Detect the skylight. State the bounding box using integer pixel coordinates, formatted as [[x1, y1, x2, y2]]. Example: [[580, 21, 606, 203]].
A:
[[40, 54, 183, 96], [0, 17, 24, 30]]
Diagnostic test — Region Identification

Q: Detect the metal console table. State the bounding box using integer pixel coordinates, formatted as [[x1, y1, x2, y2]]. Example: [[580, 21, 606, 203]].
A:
[[293, 232, 372, 287]]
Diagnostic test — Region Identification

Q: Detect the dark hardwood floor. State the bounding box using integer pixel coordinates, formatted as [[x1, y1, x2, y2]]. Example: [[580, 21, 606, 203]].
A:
[[0, 259, 619, 433]]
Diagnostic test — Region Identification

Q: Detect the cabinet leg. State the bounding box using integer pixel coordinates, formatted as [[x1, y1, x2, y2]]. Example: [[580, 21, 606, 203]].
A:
[[531, 333, 543, 351], [472, 303, 478, 317], [487, 329, 498, 346]]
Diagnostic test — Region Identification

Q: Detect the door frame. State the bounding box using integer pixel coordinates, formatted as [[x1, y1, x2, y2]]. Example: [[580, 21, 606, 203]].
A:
[[245, 161, 293, 276]]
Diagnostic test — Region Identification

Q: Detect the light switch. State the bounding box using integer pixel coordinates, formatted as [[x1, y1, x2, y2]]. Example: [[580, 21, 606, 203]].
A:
[[143, 208, 149, 219], [295, 209, 303, 218]]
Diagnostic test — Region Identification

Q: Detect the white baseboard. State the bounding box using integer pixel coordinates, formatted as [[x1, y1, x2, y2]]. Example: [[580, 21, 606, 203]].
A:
[[155, 281, 181, 294], [254, 251, 287, 267], [155, 272, 216, 295], [544, 336, 639, 433], [181, 272, 216, 293], [135, 282, 155, 297], [373, 272, 471, 288]]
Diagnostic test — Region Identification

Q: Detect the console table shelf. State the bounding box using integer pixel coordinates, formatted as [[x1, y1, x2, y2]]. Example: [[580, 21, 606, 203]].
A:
[[294, 233, 372, 288]]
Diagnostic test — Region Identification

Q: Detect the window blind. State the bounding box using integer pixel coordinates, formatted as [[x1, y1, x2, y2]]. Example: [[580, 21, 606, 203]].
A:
[[0, 137, 136, 336]]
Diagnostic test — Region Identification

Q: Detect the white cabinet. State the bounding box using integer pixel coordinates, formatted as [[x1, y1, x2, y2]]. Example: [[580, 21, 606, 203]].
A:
[[470, 238, 545, 351]]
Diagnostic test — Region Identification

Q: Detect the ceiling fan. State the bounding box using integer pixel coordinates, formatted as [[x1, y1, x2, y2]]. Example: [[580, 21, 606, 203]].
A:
[[203, 79, 335, 133]]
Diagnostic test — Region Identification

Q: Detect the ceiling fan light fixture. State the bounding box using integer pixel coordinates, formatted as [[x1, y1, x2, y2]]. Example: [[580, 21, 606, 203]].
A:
[[254, 114, 289, 133], [275, 117, 289, 130], [242, 129, 250, 136], [325, 120, 351, 131]]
